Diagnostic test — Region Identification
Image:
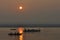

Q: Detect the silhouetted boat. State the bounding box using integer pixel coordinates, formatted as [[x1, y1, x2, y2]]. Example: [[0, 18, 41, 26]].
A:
[[24, 29, 40, 32], [8, 32, 22, 36]]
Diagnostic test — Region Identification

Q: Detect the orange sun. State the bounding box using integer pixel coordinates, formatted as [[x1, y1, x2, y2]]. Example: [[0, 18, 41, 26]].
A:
[[19, 6, 23, 10]]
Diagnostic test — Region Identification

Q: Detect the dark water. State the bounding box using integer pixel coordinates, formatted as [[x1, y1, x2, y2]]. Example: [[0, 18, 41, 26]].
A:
[[0, 27, 60, 40]]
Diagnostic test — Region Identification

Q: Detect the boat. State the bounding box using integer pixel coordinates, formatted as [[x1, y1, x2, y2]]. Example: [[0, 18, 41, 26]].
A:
[[8, 32, 22, 36], [24, 29, 40, 32]]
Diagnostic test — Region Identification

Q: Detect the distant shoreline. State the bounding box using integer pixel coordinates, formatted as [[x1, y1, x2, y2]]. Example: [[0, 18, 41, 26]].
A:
[[0, 24, 60, 27]]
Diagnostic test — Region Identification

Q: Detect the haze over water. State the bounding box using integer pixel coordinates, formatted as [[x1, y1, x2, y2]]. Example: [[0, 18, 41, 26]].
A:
[[0, 27, 60, 40], [0, 0, 60, 24]]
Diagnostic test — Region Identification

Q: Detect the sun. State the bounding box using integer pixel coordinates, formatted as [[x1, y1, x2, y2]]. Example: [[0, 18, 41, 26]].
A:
[[19, 6, 23, 10]]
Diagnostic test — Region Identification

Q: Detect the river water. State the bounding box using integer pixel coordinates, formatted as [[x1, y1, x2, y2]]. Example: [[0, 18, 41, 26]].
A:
[[0, 27, 60, 40]]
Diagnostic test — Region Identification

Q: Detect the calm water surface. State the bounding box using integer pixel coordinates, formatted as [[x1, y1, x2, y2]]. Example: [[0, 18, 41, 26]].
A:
[[0, 27, 60, 40]]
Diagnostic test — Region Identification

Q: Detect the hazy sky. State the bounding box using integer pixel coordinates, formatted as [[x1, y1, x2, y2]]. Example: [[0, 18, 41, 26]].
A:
[[0, 0, 60, 24]]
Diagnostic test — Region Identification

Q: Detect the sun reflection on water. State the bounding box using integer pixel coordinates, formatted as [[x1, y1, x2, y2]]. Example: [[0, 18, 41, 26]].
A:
[[18, 27, 24, 34], [19, 34, 23, 40], [18, 27, 24, 40]]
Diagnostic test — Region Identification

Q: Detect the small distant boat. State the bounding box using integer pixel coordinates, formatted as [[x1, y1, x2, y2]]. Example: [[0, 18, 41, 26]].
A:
[[24, 29, 40, 32], [8, 32, 22, 36]]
